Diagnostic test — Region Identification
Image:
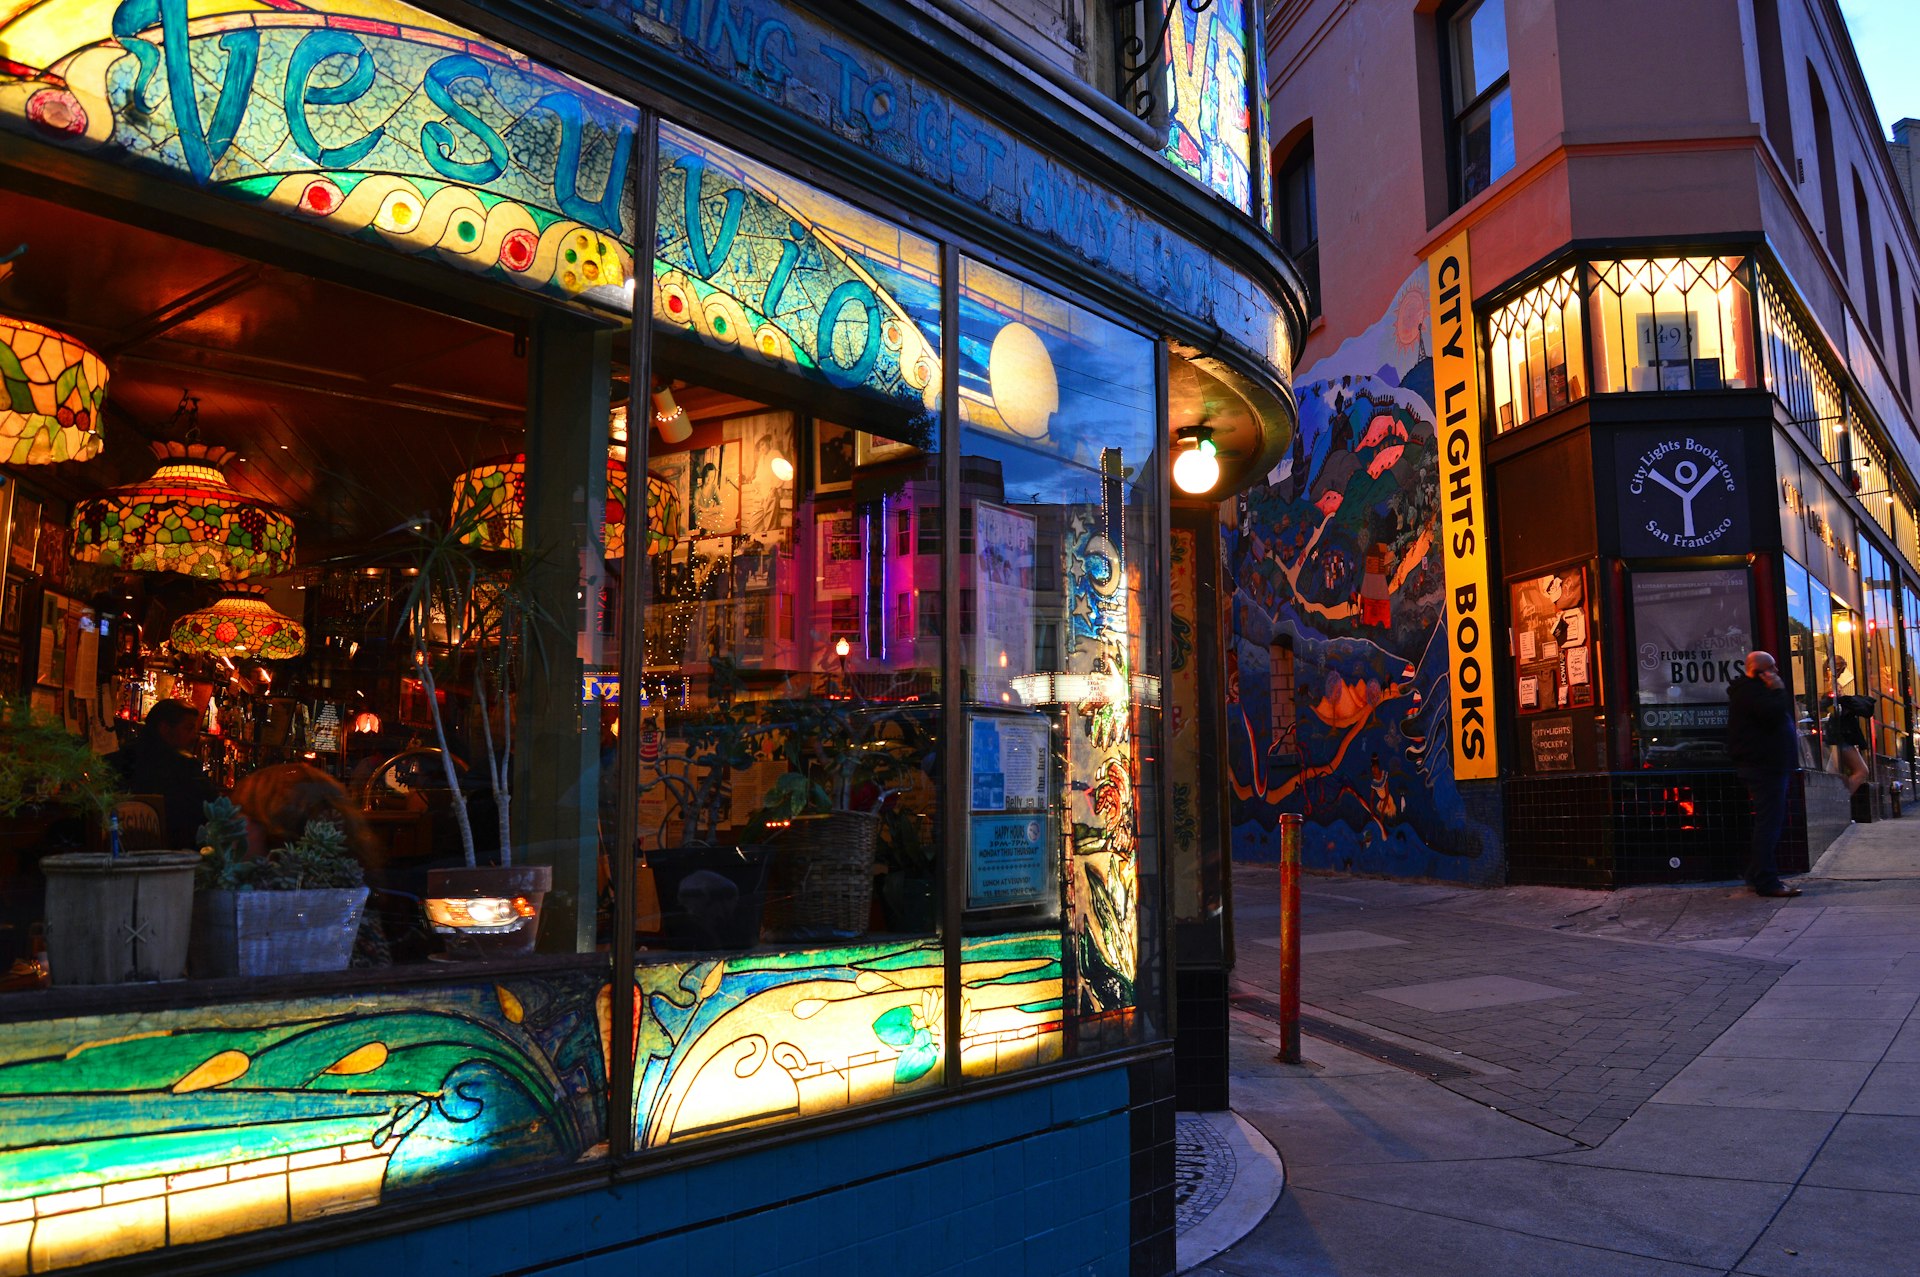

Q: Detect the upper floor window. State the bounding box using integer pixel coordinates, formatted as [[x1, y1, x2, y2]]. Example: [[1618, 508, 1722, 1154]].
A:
[[1588, 257, 1755, 395], [1488, 267, 1585, 432], [1809, 68, 1847, 280], [1445, 0, 1514, 205], [1276, 133, 1320, 320], [1855, 171, 1882, 343]]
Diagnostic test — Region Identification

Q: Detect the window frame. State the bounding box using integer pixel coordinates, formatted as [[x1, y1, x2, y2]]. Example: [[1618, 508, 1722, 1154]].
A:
[[1275, 131, 1319, 320], [1440, 0, 1515, 208]]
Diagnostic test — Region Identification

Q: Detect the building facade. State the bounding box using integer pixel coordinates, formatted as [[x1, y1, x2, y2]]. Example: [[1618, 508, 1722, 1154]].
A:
[[1253, 0, 1920, 886], [0, 1, 1301, 1274]]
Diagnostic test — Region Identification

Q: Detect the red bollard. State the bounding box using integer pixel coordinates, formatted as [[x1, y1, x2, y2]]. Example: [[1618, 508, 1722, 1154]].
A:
[[1277, 812, 1302, 1064]]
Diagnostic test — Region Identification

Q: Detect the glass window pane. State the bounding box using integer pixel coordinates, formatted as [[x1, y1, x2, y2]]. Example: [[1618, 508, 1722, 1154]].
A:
[[957, 256, 1159, 1059], [1786, 557, 1817, 764], [1453, 0, 1509, 100], [1631, 569, 1750, 767]]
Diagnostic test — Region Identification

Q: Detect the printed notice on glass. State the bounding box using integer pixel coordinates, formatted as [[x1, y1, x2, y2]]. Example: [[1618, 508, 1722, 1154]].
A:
[[969, 711, 1048, 813], [967, 709, 1052, 908]]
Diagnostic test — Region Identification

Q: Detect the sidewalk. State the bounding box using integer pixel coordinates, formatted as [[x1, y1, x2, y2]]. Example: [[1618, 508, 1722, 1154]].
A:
[[1191, 820, 1920, 1276]]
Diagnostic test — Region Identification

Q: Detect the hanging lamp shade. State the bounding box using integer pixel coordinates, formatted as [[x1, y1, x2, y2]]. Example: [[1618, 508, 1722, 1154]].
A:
[[0, 316, 107, 464], [72, 442, 295, 580], [452, 453, 633, 557], [170, 586, 306, 659]]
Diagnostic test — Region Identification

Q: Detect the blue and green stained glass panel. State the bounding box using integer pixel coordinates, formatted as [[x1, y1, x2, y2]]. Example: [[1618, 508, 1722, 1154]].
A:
[[0, 0, 638, 309]]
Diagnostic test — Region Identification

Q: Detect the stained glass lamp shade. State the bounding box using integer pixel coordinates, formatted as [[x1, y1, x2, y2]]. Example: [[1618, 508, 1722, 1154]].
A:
[[72, 442, 295, 580], [170, 588, 306, 659], [0, 316, 107, 464], [452, 454, 643, 556]]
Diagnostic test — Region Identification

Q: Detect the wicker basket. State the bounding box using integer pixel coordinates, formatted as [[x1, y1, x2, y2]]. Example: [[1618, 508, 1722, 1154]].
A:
[[761, 811, 879, 940]]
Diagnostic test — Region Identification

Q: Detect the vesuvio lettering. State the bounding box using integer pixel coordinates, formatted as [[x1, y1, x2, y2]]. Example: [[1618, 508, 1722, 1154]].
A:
[[109, 0, 634, 230]]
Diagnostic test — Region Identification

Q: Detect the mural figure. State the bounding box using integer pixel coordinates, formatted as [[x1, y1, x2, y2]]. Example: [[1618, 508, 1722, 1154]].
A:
[[1228, 270, 1500, 882]]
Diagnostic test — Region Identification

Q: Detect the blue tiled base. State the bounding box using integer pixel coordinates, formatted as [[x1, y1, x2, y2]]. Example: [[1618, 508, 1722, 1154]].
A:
[[255, 1067, 1137, 1277]]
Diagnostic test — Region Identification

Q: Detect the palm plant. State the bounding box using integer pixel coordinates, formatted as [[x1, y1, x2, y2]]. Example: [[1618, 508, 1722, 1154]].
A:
[[388, 492, 555, 869]]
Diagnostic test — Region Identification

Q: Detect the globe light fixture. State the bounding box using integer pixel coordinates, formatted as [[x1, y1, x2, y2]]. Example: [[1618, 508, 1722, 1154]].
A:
[[1173, 426, 1220, 495], [72, 441, 295, 580], [0, 315, 107, 464]]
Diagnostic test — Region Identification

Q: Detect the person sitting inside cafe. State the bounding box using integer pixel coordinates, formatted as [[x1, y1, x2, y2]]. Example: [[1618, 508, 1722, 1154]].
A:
[[107, 700, 217, 850]]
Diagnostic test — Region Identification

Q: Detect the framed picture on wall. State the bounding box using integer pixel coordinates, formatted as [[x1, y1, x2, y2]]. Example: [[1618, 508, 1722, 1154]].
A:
[[855, 429, 921, 467], [8, 493, 39, 572], [812, 421, 855, 495], [0, 572, 23, 639]]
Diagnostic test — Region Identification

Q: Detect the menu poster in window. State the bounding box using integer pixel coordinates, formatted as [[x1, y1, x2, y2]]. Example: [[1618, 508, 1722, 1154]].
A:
[[967, 710, 1052, 908], [1511, 567, 1592, 715], [974, 501, 1036, 704]]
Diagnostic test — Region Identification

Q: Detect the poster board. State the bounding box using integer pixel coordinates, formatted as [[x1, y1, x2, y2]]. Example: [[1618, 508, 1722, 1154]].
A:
[[973, 501, 1035, 704], [1510, 566, 1596, 715], [966, 707, 1054, 910]]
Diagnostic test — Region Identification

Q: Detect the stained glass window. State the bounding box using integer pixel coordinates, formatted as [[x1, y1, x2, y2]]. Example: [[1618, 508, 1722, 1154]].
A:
[[655, 123, 942, 440], [1163, 0, 1254, 212], [0, 0, 640, 311]]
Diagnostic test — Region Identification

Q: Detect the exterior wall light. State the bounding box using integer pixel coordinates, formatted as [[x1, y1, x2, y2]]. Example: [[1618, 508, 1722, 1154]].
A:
[[1173, 426, 1220, 495]]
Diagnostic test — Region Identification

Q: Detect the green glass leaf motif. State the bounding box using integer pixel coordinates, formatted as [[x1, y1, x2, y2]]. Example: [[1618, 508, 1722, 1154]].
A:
[[872, 1005, 917, 1048], [894, 1037, 938, 1085]]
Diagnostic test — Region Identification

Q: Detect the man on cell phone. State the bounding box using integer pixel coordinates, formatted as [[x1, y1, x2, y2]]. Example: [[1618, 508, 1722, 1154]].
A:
[[1726, 651, 1804, 899]]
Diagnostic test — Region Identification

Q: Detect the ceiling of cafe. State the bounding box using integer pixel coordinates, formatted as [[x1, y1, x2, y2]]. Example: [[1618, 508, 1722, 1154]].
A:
[[0, 189, 528, 559]]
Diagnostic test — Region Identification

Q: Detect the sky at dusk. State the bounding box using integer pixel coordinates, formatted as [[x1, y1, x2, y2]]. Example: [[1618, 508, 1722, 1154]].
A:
[[1840, 0, 1919, 138]]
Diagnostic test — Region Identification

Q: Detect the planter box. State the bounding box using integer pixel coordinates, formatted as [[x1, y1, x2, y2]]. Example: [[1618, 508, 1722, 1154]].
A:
[[425, 864, 551, 958], [191, 887, 369, 978], [42, 852, 199, 985], [641, 845, 772, 951]]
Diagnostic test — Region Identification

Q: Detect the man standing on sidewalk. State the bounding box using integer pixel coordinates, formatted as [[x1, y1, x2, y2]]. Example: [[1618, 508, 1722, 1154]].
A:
[[1727, 651, 1804, 899]]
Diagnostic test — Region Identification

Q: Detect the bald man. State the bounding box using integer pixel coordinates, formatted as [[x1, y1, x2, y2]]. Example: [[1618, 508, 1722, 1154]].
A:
[[1726, 651, 1803, 898]]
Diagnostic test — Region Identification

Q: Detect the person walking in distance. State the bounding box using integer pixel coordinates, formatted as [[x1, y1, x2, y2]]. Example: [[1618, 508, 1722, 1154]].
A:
[[1726, 651, 1804, 899]]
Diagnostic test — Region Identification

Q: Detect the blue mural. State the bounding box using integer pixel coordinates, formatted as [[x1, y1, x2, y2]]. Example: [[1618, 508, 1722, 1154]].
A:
[[1227, 270, 1499, 882]]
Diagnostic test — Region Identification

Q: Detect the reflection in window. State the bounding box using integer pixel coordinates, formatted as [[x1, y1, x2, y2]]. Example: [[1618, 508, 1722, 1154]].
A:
[[1759, 269, 1847, 466], [957, 256, 1159, 1052], [1588, 257, 1755, 395], [1488, 268, 1585, 431], [1447, 0, 1514, 204], [1785, 557, 1819, 765]]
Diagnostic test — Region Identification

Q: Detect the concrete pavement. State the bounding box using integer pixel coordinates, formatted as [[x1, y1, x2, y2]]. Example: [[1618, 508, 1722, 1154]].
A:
[[1198, 821, 1920, 1276]]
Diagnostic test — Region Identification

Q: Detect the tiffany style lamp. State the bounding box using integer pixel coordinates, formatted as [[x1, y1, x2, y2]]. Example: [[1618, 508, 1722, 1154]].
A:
[[450, 455, 685, 559], [169, 587, 306, 659], [72, 442, 295, 580], [0, 315, 107, 464]]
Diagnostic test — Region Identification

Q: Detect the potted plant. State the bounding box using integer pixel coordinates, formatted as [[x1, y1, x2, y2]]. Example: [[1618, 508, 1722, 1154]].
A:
[[752, 677, 930, 940], [2, 700, 195, 986], [189, 797, 370, 977], [638, 656, 775, 950], [393, 493, 552, 958]]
